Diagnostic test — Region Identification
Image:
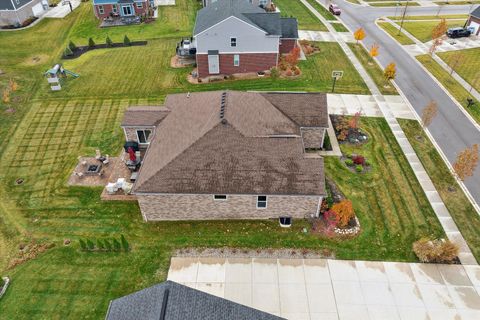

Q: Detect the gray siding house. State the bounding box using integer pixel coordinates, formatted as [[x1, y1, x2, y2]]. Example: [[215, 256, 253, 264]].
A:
[[121, 91, 328, 221], [0, 0, 49, 26]]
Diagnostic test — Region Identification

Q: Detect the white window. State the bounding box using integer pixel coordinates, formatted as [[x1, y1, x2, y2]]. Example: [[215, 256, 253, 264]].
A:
[[233, 54, 240, 67], [257, 195, 267, 209], [213, 195, 227, 201], [260, 0, 268, 6], [122, 5, 133, 16], [98, 5, 104, 15], [112, 5, 117, 13], [137, 2, 143, 8], [230, 37, 237, 47], [136, 129, 152, 144]]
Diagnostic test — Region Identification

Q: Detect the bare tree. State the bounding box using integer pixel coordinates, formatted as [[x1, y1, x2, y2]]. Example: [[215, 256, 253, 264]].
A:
[[453, 144, 479, 181], [448, 51, 465, 75], [421, 100, 438, 128], [429, 19, 447, 55]]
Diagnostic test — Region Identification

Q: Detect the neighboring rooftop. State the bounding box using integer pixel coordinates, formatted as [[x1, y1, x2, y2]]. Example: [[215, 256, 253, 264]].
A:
[[132, 91, 327, 196], [193, 0, 298, 38], [471, 6, 480, 19], [121, 106, 171, 127], [0, 0, 32, 11], [105, 281, 284, 320]]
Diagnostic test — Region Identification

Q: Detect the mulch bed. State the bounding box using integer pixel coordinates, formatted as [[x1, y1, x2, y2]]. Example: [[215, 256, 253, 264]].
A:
[[62, 41, 148, 59], [1, 16, 37, 29]]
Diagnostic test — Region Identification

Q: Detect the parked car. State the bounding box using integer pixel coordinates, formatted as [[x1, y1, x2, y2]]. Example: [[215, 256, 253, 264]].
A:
[[446, 27, 471, 38], [329, 4, 341, 15]]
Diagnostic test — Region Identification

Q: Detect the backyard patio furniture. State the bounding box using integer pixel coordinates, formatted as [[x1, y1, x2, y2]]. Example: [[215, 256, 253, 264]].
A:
[[106, 182, 118, 194]]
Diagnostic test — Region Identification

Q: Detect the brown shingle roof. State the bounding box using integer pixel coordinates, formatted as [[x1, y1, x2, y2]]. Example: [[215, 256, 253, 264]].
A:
[[121, 106, 171, 127], [133, 91, 326, 196], [261, 93, 329, 127]]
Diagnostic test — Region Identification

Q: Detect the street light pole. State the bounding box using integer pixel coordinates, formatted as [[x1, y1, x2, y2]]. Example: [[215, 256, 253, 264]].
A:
[[398, 0, 410, 36]]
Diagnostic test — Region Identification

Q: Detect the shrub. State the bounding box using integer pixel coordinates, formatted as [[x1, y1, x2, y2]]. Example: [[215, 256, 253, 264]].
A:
[[352, 155, 365, 165], [345, 159, 354, 166], [285, 69, 293, 77], [365, 160, 370, 166], [120, 234, 130, 252], [64, 46, 73, 57], [270, 67, 279, 80], [96, 239, 105, 250], [79, 239, 87, 251], [88, 37, 95, 48], [355, 165, 363, 173], [331, 200, 355, 228], [323, 210, 339, 229], [68, 40, 77, 51], [278, 57, 288, 71], [123, 35, 131, 46], [293, 66, 301, 75], [106, 36, 113, 47], [86, 239, 95, 251], [104, 239, 112, 251], [413, 238, 459, 263], [113, 238, 121, 251]]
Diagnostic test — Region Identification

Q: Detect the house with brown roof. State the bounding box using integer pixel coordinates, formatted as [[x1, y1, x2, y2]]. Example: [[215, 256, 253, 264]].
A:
[[121, 91, 328, 221]]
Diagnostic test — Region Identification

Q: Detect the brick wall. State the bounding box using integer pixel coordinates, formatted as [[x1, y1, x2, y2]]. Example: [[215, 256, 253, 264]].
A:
[[196, 53, 277, 78], [301, 128, 326, 149], [279, 39, 297, 54], [123, 127, 155, 147], [94, 2, 148, 19], [137, 194, 321, 221]]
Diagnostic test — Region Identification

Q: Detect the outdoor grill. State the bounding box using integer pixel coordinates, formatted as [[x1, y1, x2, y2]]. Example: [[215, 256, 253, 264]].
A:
[[85, 164, 102, 176]]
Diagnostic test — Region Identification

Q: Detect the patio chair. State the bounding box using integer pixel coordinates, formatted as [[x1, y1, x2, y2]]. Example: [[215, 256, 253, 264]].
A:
[[95, 149, 101, 160], [103, 155, 109, 165], [105, 182, 118, 194]]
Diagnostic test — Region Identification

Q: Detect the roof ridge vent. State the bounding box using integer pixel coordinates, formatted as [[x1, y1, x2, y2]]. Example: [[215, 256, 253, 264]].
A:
[[220, 91, 227, 120]]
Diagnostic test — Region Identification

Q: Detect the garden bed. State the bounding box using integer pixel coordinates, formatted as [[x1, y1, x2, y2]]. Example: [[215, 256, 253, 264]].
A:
[[1, 16, 37, 29], [62, 41, 148, 59], [330, 114, 369, 145]]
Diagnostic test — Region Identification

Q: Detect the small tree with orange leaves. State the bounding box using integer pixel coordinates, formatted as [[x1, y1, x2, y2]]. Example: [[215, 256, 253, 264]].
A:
[[285, 46, 301, 67], [349, 111, 361, 130], [331, 200, 355, 228], [429, 19, 447, 55], [9, 79, 18, 92], [384, 62, 396, 82], [421, 100, 438, 129], [2, 88, 10, 104], [354, 27, 366, 44], [369, 43, 379, 63], [453, 144, 479, 181]]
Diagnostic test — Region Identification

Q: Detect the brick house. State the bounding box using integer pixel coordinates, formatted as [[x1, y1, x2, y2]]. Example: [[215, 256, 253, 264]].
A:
[[0, 0, 49, 27], [467, 6, 480, 36], [193, 0, 298, 78], [92, 0, 151, 20], [202, 0, 273, 8], [121, 91, 328, 221]]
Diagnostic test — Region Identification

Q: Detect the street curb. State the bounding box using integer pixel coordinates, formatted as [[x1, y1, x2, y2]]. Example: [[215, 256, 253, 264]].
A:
[[373, 18, 480, 216]]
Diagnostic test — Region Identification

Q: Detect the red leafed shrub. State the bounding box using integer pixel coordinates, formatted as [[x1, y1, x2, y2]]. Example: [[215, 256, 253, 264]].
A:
[[352, 155, 365, 165], [323, 210, 339, 229], [285, 69, 293, 77]]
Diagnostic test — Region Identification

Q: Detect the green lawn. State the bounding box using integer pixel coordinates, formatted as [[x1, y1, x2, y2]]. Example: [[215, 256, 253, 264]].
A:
[[305, 0, 336, 20], [348, 43, 398, 95], [275, 0, 328, 31], [332, 22, 350, 32], [378, 22, 415, 45], [68, 0, 199, 43], [399, 120, 480, 262], [438, 48, 480, 92], [42, 40, 369, 100], [417, 54, 480, 125], [401, 20, 463, 43], [0, 112, 446, 318]]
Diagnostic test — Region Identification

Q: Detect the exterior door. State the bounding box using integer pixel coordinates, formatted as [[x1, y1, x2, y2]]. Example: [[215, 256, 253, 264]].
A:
[[208, 54, 220, 74]]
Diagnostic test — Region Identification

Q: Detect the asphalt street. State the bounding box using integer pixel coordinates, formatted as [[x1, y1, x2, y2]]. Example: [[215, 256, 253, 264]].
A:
[[322, 1, 480, 206]]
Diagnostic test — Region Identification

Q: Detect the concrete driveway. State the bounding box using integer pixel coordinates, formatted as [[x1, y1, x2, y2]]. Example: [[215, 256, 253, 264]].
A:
[[328, 0, 480, 206], [168, 257, 480, 320]]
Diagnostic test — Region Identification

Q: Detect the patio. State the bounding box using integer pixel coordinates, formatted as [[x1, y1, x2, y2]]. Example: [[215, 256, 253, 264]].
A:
[[99, 16, 141, 28]]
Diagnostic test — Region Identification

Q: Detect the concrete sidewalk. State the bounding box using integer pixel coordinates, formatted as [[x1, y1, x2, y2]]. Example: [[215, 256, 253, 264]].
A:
[[299, 30, 355, 43], [44, 0, 81, 19], [168, 257, 480, 320], [303, 0, 477, 265], [327, 94, 416, 119]]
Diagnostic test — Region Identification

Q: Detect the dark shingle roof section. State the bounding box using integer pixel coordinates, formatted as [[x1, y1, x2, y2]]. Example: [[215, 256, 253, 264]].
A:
[[0, 0, 14, 10], [136, 122, 325, 195], [121, 106, 171, 127], [261, 93, 329, 128], [280, 18, 299, 38], [471, 6, 480, 19], [106, 281, 285, 320], [193, 0, 265, 35], [132, 91, 326, 196], [193, 0, 298, 38]]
